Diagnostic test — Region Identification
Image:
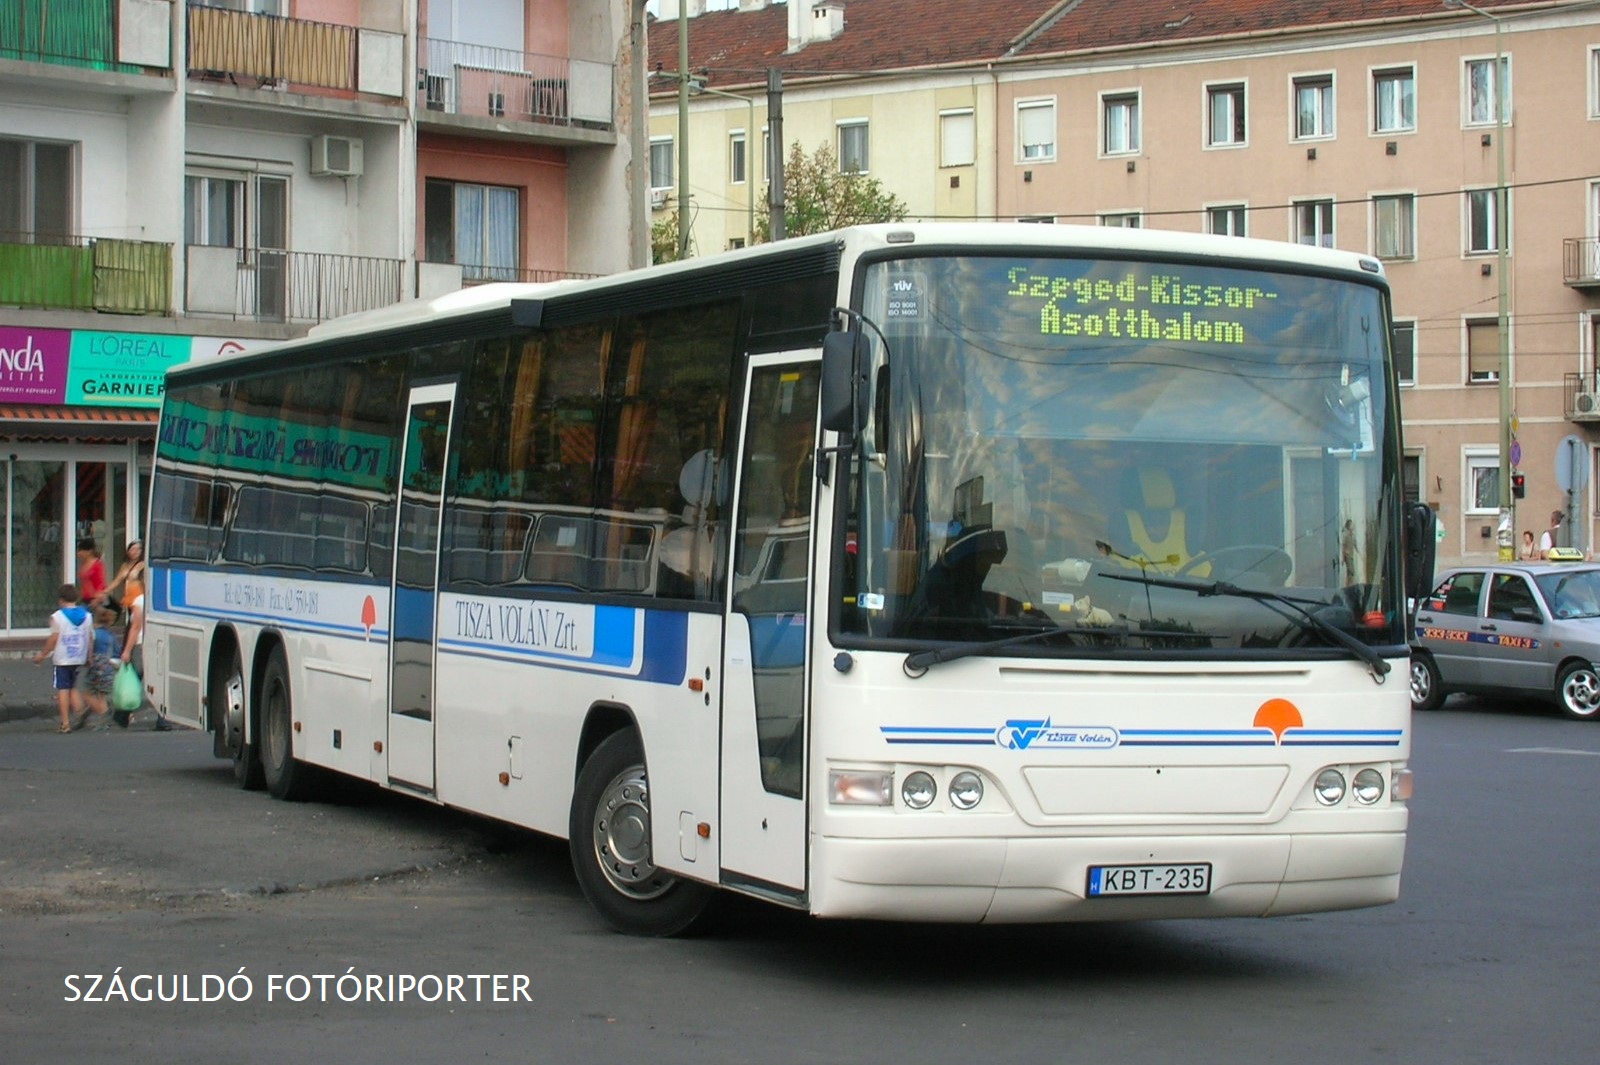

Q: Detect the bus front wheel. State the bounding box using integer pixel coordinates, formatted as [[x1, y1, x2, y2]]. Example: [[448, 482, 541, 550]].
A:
[[569, 730, 714, 936], [259, 648, 319, 802]]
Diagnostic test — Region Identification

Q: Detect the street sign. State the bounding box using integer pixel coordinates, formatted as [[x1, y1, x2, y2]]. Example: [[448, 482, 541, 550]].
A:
[[1555, 435, 1588, 493]]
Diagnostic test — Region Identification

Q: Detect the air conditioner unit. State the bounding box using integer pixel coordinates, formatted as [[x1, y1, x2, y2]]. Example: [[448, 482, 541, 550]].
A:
[[650, 187, 670, 209], [311, 135, 364, 177], [1576, 390, 1600, 415]]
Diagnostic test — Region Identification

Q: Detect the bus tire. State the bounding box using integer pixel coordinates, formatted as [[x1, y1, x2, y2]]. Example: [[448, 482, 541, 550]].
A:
[[569, 730, 714, 936], [214, 645, 261, 790], [259, 648, 319, 802]]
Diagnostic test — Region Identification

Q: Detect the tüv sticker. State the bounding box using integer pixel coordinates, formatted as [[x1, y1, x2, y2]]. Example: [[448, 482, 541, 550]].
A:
[[995, 719, 1119, 750]]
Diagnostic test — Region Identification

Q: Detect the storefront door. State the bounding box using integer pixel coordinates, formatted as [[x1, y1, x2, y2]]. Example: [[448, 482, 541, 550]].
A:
[[2, 446, 140, 634]]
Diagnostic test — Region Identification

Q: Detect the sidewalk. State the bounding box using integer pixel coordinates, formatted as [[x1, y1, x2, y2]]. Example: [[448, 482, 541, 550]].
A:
[[0, 652, 57, 724]]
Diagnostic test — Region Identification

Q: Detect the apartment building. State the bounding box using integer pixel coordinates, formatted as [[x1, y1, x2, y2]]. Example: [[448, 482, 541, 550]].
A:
[[0, 0, 643, 637], [649, 0, 1600, 569]]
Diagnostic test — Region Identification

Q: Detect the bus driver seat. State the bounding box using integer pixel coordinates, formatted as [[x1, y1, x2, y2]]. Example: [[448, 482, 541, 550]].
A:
[[1116, 467, 1207, 576]]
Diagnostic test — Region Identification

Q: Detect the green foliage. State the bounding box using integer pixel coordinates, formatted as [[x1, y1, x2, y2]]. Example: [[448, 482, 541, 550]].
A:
[[651, 210, 685, 265], [756, 142, 909, 241]]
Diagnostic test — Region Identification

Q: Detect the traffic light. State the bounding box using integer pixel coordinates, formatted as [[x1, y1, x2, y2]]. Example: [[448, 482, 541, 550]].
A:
[[1512, 472, 1526, 499]]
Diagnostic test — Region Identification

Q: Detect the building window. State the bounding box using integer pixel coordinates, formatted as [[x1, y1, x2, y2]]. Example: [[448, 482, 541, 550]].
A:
[[424, 179, 519, 282], [0, 138, 73, 241], [1017, 215, 1056, 224], [837, 120, 869, 173], [1466, 56, 1511, 125], [649, 137, 673, 190], [1017, 99, 1056, 162], [1102, 92, 1140, 155], [1294, 74, 1334, 139], [1100, 211, 1142, 228], [1467, 187, 1507, 254], [1467, 318, 1501, 383], [729, 131, 746, 185], [1466, 451, 1501, 514], [1207, 83, 1247, 146], [1403, 454, 1422, 504], [1208, 204, 1247, 237], [940, 108, 975, 167], [1374, 194, 1416, 260], [1394, 320, 1417, 386], [1294, 199, 1334, 247], [1374, 67, 1416, 133], [727, 238, 746, 251], [184, 173, 286, 252], [1592, 47, 1600, 118]]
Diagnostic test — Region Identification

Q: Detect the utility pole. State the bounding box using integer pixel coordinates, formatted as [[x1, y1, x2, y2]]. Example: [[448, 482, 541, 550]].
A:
[[767, 67, 785, 241], [676, 3, 690, 258]]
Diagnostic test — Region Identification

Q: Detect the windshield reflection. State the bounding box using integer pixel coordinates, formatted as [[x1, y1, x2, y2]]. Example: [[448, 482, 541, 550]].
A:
[[837, 253, 1401, 656]]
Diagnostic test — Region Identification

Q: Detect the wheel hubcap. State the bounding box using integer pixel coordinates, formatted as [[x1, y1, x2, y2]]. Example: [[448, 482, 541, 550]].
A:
[[1410, 661, 1431, 704], [591, 767, 673, 900], [224, 670, 245, 749], [1564, 670, 1600, 716]]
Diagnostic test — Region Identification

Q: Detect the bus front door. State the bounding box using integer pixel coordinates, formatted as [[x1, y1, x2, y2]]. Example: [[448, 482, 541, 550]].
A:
[[720, 354, 820, 899], [387, 383, 456, 793]]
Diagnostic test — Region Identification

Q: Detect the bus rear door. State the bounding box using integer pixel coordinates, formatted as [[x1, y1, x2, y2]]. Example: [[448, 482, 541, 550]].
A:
[[387, 383, 456, 793]]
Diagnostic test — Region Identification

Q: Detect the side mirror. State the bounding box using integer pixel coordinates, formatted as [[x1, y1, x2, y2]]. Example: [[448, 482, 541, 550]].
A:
[[1403, 501, 1437, 604], [820, 328, 868, 436]]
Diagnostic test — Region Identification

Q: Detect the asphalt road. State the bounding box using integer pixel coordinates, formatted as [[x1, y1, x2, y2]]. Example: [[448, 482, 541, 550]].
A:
[[1, 698, 1597, 1065]]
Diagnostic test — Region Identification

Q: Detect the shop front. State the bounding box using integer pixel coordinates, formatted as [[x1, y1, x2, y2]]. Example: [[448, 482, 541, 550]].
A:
[[1, 326, 249, 638]]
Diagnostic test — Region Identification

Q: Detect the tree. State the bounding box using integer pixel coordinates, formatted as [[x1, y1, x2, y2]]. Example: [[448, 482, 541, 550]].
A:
[[756, 142, 908, 241], [651, 210, 684, 265]]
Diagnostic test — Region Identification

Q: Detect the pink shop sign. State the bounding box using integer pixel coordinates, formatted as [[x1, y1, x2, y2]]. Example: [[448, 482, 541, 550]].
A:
[[0, 326, 70, 404]]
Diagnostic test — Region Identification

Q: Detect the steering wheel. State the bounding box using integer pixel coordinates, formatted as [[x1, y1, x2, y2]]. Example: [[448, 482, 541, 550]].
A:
[[1177, 545, 1293, 585]]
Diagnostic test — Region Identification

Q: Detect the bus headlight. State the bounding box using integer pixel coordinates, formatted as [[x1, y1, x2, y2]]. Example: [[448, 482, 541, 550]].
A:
[[948, 771, 984, 810], [829, 769, 893, 806], [1352, 767, 1386, 805], [901, 771, 937, 810], [1313, 768, 1347, 806]]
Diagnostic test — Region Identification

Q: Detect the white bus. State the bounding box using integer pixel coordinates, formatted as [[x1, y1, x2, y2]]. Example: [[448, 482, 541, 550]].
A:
[[144, 224, 1433, 935]]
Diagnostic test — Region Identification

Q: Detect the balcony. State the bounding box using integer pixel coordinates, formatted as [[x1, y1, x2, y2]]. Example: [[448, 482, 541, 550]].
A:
[[185, 245, 404, 325], [0, 0, 171, 77], [187, 3, 404, 99], [418, 38, 614, 132], [1564, 372, 1600, 422], [0, 234, 172, 314], [1564, 238, 1600, 289]]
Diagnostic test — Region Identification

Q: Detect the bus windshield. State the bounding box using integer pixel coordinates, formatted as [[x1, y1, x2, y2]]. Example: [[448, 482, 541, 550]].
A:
[[839, 252, 1401, 656]]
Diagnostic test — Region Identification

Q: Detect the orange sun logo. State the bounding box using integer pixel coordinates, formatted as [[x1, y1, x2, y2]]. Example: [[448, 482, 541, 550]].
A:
[[1252, 698, 1303, 744]]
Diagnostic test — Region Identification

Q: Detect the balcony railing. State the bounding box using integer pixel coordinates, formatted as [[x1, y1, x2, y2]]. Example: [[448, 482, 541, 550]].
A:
[[456, 264, 602, 286], [418, 38, 614, 129], [1564, 238, 1600, 289], [0, 0, 143, 73], [185, 245, 404, 324], [187, 3, 401, 97], [1565, 372, 1600, 422], [0, 233, 172, 314]]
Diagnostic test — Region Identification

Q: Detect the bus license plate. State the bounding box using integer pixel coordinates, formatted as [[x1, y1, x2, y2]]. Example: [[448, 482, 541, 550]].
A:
[[1087, 863, 1212, 897]]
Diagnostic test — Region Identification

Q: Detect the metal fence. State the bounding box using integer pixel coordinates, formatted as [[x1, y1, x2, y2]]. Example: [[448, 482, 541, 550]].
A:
[[185, 245, 404, 324]]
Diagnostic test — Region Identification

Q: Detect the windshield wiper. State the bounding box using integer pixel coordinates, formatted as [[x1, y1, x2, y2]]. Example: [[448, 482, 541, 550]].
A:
[[1100, 571, 1393, 680], [903, 622, 1126, 675]]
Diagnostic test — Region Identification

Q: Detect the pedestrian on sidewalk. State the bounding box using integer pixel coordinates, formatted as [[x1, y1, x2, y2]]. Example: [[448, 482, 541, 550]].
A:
[[81, 603, 120, 728], [117, 584, 170, 730], [76, 538, 107, 606], [32, 583, 92, 734]]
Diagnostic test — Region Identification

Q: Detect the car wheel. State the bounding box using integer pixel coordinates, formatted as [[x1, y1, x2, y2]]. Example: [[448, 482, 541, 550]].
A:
[[1555, 661, 1600, 721], [1410, 652, 1444, 712]]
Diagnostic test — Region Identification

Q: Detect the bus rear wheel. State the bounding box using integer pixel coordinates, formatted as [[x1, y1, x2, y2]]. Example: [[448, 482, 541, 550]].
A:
[[569, 730, 713, 936], [259, 648, 319, 802], [213, 646, 261, 790]]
